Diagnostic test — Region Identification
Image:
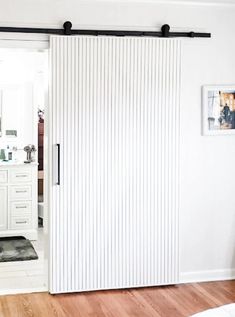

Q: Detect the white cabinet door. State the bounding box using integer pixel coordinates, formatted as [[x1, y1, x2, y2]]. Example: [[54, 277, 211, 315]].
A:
[[0, 186, 7, 231]]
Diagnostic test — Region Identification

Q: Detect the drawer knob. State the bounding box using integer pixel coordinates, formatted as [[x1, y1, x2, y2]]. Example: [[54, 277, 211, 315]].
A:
[[16, 221, 27, 224], [16, 206, 27, 209], [16, 190, 27, 193], [16, 175, 27, 178]]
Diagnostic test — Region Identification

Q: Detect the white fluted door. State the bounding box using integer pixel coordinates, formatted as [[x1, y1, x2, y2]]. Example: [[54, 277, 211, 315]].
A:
[[49, 36, 181, 294]]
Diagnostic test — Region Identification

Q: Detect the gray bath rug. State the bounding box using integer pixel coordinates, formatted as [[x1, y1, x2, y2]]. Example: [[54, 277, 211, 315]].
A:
[[0, 236, 38, 262]]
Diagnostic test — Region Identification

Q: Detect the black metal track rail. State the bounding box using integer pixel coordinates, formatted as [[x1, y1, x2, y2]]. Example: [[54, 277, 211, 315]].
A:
[[0, 22, 211, 38]]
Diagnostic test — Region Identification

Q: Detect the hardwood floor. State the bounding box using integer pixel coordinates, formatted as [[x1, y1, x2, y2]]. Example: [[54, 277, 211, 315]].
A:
[[0, 281, 235, 317]]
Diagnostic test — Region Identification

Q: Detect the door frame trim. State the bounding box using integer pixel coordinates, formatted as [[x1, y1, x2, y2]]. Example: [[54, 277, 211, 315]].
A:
[[0, 35, 50, 295]]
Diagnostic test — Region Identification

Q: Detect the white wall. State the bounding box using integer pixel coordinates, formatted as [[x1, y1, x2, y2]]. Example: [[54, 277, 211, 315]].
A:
[[1, 0, 235, 283]]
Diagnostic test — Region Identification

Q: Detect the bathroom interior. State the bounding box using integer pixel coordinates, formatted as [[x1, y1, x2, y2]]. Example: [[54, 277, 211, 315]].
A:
[[0, 48, 48, 293]]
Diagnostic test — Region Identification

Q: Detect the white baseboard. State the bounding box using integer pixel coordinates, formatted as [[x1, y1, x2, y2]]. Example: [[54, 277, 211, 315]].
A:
[[0, 286, 48, 296], [180, 269, 235, 284]]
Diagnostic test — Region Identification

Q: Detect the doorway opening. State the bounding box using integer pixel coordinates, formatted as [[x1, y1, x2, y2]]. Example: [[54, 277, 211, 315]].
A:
[[0, 48, 49, 294]]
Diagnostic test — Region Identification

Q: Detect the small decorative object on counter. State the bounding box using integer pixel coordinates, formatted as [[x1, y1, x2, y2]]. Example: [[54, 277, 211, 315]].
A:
[[4, 145, 13, 161], [24, 144, 36, 163]]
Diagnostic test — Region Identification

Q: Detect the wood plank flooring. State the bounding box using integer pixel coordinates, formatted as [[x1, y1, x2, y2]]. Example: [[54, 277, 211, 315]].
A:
[[0, 280, 235, 317]]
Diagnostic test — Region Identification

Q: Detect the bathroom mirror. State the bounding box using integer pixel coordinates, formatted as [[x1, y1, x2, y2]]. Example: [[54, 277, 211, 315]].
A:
[[0, 84, 35, 142], [0, 84, 38, 161]]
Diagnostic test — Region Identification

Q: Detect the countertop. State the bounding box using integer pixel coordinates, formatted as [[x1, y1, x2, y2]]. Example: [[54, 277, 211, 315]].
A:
[[0, 161, 38, 167]]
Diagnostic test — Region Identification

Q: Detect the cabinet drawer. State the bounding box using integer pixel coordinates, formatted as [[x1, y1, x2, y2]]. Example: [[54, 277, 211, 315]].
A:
[[10, 216, 31, 230], [10, 201, 32, 215], [10, 186, 32, 200], [0, 171, 8, 184], [10, 169, 32, 183]]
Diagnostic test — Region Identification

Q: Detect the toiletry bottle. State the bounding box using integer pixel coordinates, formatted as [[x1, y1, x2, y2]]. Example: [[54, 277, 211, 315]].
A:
[[5, 146, 9, 161], [12, 147, 17, 162], [8, 146, 12, 161]]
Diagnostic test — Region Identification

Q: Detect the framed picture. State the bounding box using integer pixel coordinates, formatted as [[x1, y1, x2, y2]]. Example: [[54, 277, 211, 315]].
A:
[[202, 85, 235, 135]]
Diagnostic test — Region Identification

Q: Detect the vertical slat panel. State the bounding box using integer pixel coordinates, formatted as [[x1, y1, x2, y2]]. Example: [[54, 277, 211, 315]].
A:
[[49, 36, 181, 294]]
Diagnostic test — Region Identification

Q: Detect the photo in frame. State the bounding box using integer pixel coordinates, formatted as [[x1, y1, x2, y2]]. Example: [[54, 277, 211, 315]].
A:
[[202, 85, 235, 135]]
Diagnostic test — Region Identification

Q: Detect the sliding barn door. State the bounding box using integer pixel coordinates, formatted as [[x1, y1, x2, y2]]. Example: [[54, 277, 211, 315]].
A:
[[49, 36, 181, 293]]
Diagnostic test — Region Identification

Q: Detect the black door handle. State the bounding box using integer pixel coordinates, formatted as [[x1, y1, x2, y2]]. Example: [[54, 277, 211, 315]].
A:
[[56, 143, 60, 185]]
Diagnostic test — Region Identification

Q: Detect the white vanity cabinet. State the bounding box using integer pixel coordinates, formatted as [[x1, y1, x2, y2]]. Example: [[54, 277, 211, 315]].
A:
[[0, 163, 38, 240]]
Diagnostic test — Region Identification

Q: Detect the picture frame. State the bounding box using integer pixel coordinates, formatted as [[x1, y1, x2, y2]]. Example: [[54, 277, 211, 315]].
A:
[[202, 85, 235, 136]]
